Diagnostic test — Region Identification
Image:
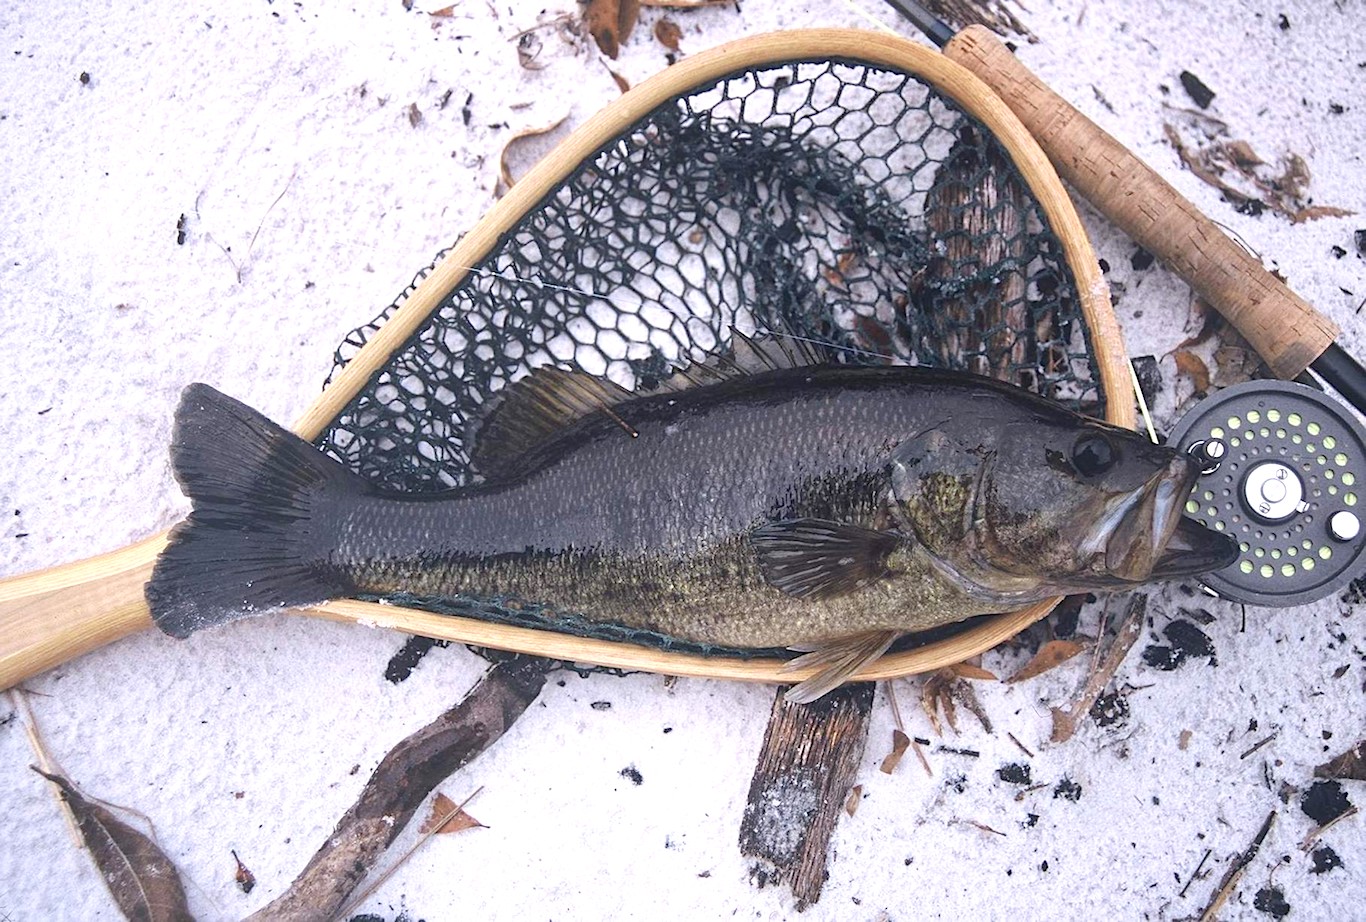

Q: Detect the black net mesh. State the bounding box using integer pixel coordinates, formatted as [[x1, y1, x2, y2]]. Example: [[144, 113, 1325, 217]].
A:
[[312, 57, 1103, 660]]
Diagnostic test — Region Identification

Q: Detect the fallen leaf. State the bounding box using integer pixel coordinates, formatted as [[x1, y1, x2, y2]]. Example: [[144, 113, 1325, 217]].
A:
[[1291, 205, 1356, 224], [407, 102, 423, 128], [844, 784, 863, 817], [922, 669, 993, 736], [1315, 740, 1366, 782], [653, 17, 682, 51], [498, 115, 570, 194], [1007, 640, 1085, 683], [584, 0, 641, 59], [419, 792, 487, 835], [1173, 349, 1211, 394], [607, 68, 631, 95], [949, 663, 998, 681], [880, 729, 911, 775], [34, 768, 193, 922]]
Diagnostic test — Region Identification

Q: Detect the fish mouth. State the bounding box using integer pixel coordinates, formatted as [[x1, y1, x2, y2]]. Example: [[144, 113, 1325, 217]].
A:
[[1100, 454, 1238, 583]]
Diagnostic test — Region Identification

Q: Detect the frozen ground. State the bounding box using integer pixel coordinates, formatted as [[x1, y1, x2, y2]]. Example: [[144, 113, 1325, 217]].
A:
[[0, 1, 1362, 919]]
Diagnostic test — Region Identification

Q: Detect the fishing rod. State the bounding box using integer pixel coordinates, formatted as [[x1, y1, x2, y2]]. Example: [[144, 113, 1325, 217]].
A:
[[882, 0, 1366, 415], [884, 0, 1366, 605]]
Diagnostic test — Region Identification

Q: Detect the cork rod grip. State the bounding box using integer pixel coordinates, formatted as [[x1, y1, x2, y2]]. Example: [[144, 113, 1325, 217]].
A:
[[943, 25, 1340, 381]]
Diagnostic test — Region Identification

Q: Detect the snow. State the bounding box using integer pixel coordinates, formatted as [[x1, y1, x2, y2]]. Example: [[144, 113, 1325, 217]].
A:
[[1, 1, 1362, 919]]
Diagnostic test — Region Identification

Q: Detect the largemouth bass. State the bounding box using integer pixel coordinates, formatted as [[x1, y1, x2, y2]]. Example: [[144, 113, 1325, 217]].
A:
[[147, 361, 1237, 701]]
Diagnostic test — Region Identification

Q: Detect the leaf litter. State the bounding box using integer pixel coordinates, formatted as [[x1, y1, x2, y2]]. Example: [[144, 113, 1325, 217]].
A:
[[33, 767, 194, 922]]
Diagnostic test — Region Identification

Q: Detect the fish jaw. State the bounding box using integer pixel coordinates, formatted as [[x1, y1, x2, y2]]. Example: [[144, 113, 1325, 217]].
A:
[[1099, 454, 1236, 582]]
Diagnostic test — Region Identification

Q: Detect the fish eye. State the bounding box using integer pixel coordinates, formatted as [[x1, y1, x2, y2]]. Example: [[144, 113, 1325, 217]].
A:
[[1071, 433, 1116, 477]]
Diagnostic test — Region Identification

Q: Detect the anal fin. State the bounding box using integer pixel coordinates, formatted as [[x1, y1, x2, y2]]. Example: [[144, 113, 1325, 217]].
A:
[[782, 630, 901, 704]]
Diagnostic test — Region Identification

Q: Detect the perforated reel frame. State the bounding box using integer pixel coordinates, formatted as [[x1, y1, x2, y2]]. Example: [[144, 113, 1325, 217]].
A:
[[1169, 379, 1366, 606]]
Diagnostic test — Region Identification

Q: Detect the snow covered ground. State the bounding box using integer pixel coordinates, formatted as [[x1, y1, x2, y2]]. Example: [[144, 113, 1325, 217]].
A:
[[1, 1, 1361, 919]]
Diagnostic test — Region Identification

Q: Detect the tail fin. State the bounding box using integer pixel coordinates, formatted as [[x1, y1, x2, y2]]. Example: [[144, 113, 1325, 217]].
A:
[[146, 384, 369, 638]]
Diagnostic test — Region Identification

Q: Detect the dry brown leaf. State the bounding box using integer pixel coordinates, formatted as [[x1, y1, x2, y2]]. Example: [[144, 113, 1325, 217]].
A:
[[419, 792, 487, 835], [654, 17, 682, 51], [921, 670, 955, 735], [844, 784, 863, 817], [1223, 139, 1264, 168], [607, 68, 631, 95], [1291, 205, 1356, 224], [584, 0, 641, 59], [1173, 349, 1212, 394], [1007, 639, 1085, 683], [498, 115, 570, 194], [34, 768, 193, 922], [880, 729, 911, 775], [1315, 740, 1366, 781], [921, 669, 993, 736], [949, 663, 998, 681]]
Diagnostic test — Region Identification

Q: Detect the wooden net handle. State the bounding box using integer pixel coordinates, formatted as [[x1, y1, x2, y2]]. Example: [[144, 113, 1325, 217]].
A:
[[943, 25, 1339, 381]]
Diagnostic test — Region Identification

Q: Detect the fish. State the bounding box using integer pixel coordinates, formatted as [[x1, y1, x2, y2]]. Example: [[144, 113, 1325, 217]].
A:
[[146, 350, 1238, 702]]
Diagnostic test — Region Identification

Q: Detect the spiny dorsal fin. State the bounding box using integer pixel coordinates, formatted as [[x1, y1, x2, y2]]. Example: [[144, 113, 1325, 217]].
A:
[[471, 328, 833, 479], [643, 327, 833, 395], [781, 630, 902, 703], [750, 518, 904, 599], [470, 366, 634, 479]]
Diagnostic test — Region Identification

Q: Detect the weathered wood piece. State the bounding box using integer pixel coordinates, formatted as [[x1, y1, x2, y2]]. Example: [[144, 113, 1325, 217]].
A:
[[739, 683, 875, 909]]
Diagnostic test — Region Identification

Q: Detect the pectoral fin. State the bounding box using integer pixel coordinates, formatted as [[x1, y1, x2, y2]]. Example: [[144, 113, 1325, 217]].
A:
[[781, 630, 902, 703], [750, 518, 903, 599]]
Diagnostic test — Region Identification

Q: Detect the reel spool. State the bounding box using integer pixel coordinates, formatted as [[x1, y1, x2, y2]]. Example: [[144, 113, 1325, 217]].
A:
[[1169, 379, 1366, 606]]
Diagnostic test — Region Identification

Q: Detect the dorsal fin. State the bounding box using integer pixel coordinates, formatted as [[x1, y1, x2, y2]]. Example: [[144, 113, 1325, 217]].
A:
[[642, 326, 833, 395], [469, 328, 834, 480], [470, 366, 634, 479]]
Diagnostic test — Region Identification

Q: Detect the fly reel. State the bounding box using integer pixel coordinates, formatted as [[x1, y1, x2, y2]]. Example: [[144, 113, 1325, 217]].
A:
[[1169, 379, 1366, 606]]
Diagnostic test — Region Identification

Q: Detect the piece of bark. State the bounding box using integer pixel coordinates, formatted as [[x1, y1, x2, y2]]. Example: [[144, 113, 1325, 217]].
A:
[[247, 657, 551, 921], [34, 768, 194, 922], [739, 683, 875, 910]]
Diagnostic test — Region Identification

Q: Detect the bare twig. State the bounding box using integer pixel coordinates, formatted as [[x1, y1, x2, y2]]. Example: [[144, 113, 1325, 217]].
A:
[[247, 657, 552, 921], [1239, 732, 1278, 760], [1050, 594, 1146, 743], [9, 688, 82, 847], [1197, 811, 1275, 922], [1299, 805, 1358, 852], [1179, 848, 1213, 898], [910, 738, 933, 778], [1007, 732, 1035, 759]]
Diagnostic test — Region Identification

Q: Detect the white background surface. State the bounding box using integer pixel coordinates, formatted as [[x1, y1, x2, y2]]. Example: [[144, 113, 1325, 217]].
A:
[[1, 1, 1362, 919]]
